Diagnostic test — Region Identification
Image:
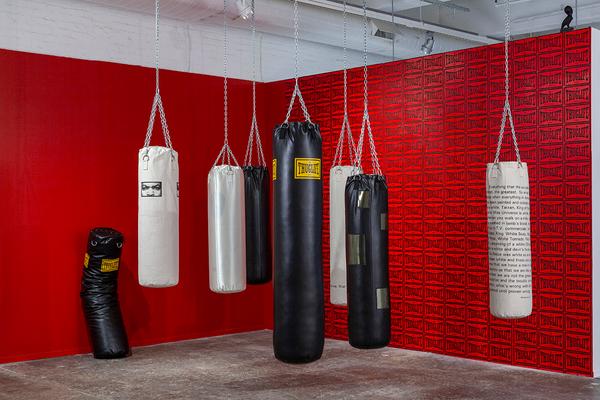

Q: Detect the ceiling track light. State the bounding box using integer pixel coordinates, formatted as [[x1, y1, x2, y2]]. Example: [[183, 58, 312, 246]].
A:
[[494, 0, 534, 6], [235, 0, 253, 20], [421, 31, 435, 55], [421, 0, 470, 13], [369, 20, 395, 40]]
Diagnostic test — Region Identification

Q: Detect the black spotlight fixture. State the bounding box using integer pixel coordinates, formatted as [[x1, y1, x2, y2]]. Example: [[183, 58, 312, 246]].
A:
[[561, 5, 574, 32]]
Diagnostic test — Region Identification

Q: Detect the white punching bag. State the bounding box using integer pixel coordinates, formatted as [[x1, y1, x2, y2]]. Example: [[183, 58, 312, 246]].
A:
[[208, 163, 246, 293], [138, 2, 179, 288], [487, 161, 532, 318], [329, 110, 358, 305], [138, 145, 179, 287], [330, 166, 356, 305], [208, 0, 246, 294], [487, 0, 532, 319]]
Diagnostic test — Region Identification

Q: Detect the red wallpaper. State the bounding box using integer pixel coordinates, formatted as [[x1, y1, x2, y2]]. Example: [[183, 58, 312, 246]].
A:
[[0, 50, 272, 363], [269, 28, 593, 375]]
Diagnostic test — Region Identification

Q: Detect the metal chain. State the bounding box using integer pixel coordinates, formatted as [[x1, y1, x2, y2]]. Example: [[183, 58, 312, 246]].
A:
[[144, 0, 173, 149], [354, 0, 382, 175], [333, 0, 357, 167], [154, 0, 160, 94], [244, 0, 266, 166], [214, 0, 239, 167], [283, 0, 312, 124], [494, 0, 521, 164]]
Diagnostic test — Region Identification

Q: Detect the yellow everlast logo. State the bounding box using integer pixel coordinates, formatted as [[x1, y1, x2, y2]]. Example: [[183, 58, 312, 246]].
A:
[[273, 159, 277, 180], [84, 253, 89, 268], [294, 158, 321, 179], [101, 258, 120, 273]]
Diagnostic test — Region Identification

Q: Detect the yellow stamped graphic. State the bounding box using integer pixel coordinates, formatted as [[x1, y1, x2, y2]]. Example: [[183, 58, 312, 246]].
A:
[[273, 159, 277, 180], [84, 253, 89, 268], [101, 258, 120, 273], [294, 158, 321, 179]]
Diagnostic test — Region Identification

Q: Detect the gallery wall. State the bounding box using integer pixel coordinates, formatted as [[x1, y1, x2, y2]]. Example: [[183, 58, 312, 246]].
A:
[[0, 49, 272, 363], [0, 27, 594, 376], [267, 28, 594, 376]]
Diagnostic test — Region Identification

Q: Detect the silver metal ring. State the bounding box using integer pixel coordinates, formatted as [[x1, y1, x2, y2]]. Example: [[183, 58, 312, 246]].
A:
[[91, 240, 97, 246]]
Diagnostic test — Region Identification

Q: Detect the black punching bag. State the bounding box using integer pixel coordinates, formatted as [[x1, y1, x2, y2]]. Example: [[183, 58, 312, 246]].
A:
[[346, 174, 390, 348], [243, 165, 271, 284], [273, 122, 324, 363], [80, 228, 130, 359]]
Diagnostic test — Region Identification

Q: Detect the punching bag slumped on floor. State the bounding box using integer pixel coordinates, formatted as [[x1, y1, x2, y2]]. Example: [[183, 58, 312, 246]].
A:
[[273, 120, 324, 363], [138, 93, 179, 288], [81, 228, 130, 359]]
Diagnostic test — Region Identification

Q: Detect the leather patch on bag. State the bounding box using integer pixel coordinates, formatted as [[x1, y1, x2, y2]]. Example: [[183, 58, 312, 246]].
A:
[[101, 258, 120, 273], [347, 234, 366, 265], [294, 158, 321, 179], [273, 159, 277, 180], [84, 253, 89, 268], [376, 288, 389, 309], [358, 191, 370, 208]]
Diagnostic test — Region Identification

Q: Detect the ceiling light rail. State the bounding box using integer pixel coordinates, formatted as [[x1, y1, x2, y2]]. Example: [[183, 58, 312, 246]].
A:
[[297, 0, 499, 44]]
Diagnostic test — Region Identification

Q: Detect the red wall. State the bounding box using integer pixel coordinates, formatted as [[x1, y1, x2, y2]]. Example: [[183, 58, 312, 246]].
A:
[[0, 50, 272, 363], [0, 27, 594, 376], [267, 28, 593, 375]]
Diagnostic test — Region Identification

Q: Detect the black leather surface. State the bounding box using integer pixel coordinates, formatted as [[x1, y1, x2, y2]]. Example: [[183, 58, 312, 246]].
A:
[[80, 227, 130, 359], [345, 174, 391, 349], [272, 122, 324, 363], [243, 166, 272, 284]]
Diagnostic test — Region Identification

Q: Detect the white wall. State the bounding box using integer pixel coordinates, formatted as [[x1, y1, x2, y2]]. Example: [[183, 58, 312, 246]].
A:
[[0, 0, 391, 82]]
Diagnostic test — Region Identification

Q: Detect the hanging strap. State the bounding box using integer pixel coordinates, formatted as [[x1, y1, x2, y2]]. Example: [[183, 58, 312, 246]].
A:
[[243, 0, 266, 167], [214, 0, 239, 167], [332, 1, 357, 168], [283, 0, 312, 125], [493, 0, 521, 165], [354, 0, 382, 176], [144, 0, 173, 149]]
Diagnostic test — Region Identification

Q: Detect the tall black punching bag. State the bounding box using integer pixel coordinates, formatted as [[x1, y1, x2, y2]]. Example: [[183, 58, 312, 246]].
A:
[[273, 121, 324, 363], [80, 228, 130, 359], [346, 174, 390, 348], [345, 0, 390, 347]]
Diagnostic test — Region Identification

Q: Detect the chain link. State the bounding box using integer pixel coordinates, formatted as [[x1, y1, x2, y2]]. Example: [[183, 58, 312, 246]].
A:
[[214, 0, 239, 167], [354, 0, 381, 176], [144, 0, 173, 149], [333, 0, 357, 167], [494, 0, 521, 165], [244, 0, 266, 167], [283, 0, 312, 124]]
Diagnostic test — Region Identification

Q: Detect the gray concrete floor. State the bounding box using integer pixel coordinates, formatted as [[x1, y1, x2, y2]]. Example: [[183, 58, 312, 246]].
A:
[[1, 331, 599, 400]]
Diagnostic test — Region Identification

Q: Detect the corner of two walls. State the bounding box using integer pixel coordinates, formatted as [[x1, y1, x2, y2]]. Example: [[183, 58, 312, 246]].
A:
[[261, 28, 596, 376], [0, 50, 273, 364]]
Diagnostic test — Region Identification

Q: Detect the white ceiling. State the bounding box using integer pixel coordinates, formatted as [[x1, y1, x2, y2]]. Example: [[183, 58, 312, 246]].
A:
[[2, 0, 600, 81], [77, 0, 600, 67], [82, 0, 600, 42]]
